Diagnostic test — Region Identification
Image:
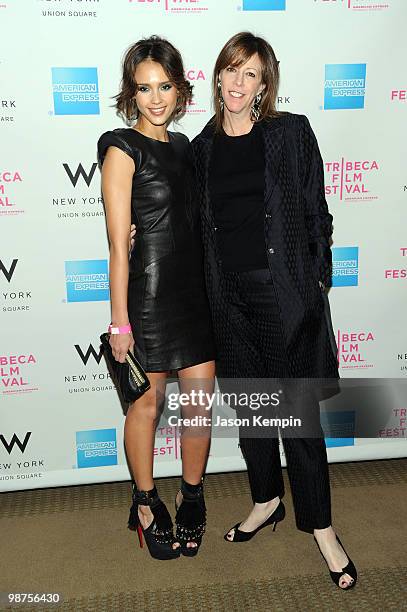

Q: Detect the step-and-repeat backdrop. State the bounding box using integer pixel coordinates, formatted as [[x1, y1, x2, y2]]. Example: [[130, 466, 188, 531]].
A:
[[1, 0, 406, 491]]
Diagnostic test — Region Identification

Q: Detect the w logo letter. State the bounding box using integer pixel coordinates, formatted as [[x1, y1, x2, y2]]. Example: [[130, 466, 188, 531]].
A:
[[74, 343, 104, 365], [0, 432, 31, 454], [63, 163, 98, 187], [0, 259, 18, 282]]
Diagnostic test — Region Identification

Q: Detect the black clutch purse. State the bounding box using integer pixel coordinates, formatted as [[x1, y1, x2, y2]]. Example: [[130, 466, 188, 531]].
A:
[[100, 333, 150, 402]]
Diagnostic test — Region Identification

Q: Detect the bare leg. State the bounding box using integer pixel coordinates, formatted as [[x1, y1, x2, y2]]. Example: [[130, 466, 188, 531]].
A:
[[124, 371, 179, 548], [178, 360, 215, 483], [176, 360, 215, 548]]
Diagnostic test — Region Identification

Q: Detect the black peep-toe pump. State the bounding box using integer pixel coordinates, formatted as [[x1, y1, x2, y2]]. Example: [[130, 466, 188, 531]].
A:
[[224, 500, 285, 542], [314, 534, 357, 590]]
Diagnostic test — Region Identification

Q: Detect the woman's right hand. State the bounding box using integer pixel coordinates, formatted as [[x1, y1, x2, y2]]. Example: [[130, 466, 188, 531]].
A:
[[109, 332, 135, 363]]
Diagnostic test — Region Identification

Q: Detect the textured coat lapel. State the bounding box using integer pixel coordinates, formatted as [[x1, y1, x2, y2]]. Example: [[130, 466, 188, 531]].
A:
[[192, 121, 215, 225], [261, 119, 285, 205], [200, 138, 215, 224]]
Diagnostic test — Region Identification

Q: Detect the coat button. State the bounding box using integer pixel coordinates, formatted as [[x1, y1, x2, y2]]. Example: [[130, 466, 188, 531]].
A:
[[268, 247, 275, 254]]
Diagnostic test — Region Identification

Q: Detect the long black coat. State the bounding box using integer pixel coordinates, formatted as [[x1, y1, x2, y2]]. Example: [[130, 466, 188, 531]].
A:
[[192, 113, 339, 380]]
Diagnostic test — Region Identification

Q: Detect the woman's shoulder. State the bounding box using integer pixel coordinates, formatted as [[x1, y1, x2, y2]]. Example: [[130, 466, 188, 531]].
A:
[[98, 127, 134, 148], [261, 113, 316, 147], [169, 131, 190, 146], [262, 112, 309, 130], [97, 128, 136, 165]]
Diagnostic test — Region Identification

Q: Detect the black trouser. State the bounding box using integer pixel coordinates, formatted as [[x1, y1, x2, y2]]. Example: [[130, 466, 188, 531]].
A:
[[222, 268, 332, 533], [239, 433, 331, 533]]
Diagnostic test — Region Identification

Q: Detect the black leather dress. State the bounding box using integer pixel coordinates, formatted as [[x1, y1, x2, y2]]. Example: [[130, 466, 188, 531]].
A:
[[98, 128, 215, 372]]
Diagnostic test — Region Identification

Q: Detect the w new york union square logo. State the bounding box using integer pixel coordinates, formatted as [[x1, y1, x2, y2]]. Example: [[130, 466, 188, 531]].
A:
[[52, 67, 99, 115], [324, 64, 366, 110]]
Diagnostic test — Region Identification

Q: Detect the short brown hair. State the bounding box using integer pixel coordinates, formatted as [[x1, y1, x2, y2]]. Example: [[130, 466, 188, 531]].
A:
[[115, 36, 193, 123], [212, 32, 280, 131]]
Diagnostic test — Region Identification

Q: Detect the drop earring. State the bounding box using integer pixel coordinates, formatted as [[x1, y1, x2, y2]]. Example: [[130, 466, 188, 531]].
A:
[[217, 79, 224, 112], [251, 93, 262, 122]]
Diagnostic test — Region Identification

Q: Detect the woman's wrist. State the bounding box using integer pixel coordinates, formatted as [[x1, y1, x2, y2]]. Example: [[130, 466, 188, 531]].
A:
[[110, 313, 130, 326], [108, 322, 132, 335]]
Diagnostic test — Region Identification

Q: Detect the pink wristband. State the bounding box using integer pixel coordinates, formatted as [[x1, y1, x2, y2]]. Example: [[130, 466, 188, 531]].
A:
[[108, 323, 132, 335]]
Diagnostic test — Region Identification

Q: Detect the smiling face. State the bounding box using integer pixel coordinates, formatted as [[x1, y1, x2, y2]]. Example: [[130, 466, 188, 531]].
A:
[[219, 53, 264, 119], [134, 59, 178, 128]]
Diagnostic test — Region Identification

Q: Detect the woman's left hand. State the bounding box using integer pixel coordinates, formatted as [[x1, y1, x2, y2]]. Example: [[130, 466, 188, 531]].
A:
[[129, 224, 136, 253]]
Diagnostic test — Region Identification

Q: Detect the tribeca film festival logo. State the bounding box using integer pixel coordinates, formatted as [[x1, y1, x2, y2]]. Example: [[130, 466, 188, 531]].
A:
[[51, 67, 99, 115], [76, 428, 118, 469], [0, 258, 33, 314], [384, 247, 407, 281], [0, 353, 38, 395], [332, 247, 359, 287], [39, 0, 100, 19], [64, 260, 109, 302], [324, 64, 366, 110], [0, 432, 46, 483], [325, 158, 379, 203], [129, 0, 209, 15], [337, 330, 375, 369], [53, 162, 104, 221], [0, 169, 24, 216], [378, 408, 407, 438], [155, 425, 181, 458], [315, 0, 390, 11], [64, 342, 116, 395]]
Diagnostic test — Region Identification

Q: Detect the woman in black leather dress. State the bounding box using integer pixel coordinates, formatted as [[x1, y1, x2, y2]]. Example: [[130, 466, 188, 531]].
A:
[[98, 36, 215, 560]]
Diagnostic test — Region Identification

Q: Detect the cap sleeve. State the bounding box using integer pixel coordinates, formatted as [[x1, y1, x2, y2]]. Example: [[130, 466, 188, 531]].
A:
[[97, 130, 134, 166]]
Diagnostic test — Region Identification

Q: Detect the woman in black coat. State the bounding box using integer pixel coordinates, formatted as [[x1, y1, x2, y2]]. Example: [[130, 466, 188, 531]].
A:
[[192, 32, 357, 590]]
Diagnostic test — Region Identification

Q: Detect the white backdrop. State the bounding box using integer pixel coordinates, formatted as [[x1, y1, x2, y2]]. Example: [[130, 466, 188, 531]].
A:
[[1, 0, 406, 492]]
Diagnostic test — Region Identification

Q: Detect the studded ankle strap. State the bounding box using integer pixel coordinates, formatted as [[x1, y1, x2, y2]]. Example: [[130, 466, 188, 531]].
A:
[[132, 484, 160, 506], [180, 478, 204, 501]]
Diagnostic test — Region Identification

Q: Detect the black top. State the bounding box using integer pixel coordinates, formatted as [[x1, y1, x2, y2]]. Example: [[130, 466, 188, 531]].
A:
[[98, 128, 203, 279], [208, 123, 268, 272]]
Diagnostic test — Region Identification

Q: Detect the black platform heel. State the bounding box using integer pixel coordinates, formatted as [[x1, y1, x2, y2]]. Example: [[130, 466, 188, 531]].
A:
[[175, 478, 206, 557], [314, 534, 357, 590], [128, 485, 180, 560], [224, 500, 285, 542]]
